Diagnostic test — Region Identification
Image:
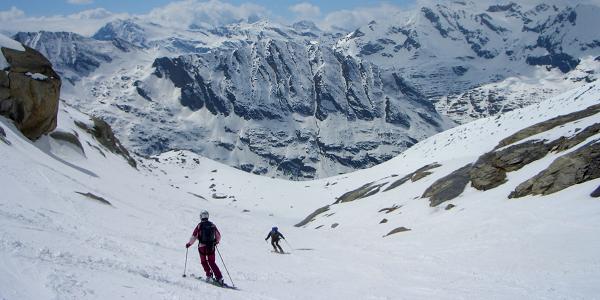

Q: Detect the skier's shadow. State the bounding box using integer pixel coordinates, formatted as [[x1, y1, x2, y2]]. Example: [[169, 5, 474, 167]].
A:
[[294, 248, 314, 251]]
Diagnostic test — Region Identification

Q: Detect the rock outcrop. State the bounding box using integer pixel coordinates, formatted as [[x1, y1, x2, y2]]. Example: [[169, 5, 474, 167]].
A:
[[0, 46, 61, 140], [509, 141, 600, 198], [471, 141, 551, 191], [422, 164, 473, 207], [384, 163, 441, 192], [335, 182, 387, 204], [75, 117, 137, 168], [495, 104, 600, 149]]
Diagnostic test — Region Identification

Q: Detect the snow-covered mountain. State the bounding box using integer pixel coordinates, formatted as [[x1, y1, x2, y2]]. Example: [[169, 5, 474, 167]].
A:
[[12, 19, 453, 179], [1, 67, 599, 299], [335, 1, 600, 122], [8, 0, 600, 179]]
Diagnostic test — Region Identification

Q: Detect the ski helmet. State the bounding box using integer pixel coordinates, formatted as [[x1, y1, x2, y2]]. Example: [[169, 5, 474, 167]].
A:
[[272, 226, 278, 231], [200, 210, 209, 220]]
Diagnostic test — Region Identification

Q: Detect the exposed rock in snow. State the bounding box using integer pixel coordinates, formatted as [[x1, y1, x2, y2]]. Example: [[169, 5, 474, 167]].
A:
[[0, 42, 61, 140], [510, 140, 600, 198]]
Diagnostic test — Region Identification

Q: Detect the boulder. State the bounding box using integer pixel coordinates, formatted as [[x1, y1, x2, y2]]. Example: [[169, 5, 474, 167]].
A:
[[509, 141, 600, 198], [422, 164, 472, 207], [0, 46, 61, 140], [471, 141, 550, 190]]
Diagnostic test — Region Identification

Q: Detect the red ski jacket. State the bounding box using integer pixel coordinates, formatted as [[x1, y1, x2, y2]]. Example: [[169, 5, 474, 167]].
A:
[[188, 221, 221, 248]]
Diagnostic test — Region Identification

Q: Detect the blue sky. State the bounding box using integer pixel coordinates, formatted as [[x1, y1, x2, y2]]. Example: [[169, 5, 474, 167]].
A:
[[0, 0, 415, 18]]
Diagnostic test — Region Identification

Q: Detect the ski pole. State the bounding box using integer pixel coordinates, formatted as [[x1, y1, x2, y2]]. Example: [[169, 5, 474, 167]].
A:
[[284, 239, 294, 252], [216, 246, 235, 287], [183, 248, 189, 277]]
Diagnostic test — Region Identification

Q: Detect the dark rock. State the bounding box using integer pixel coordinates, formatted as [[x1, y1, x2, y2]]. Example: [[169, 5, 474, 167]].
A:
[[75, 117, 137, 168], [331, 223, 339, 228], [421, 7, 449, 38], [50, 131, 84, 153], [276, 158, 317, 179], [487, 3, 518, 13], [133, 80, 152, 101], [242, 209, 250, 213], [335, 182, 387, 204], [212, 193, 227, 199], [509, 141, 600, 198], [379, 218, 388, 224], [384, 163, 441, 192], [495, 104, 600, 149], [422, 164, 472, 207], [384, 227, 411, 237], [378, 205, 401, 214], [412, 163, 441, 182], [75, 191, 111, 205], [591, 185, 600, 198], [452, 66, 468, 76], [471, 141, 550, 191], [445, 204, 456, 210], [295, 205, 330, 227], [549, 123, 600, 153], [0, 46, 61, 140], [383, 173, 412, 192], [526, 53, 580, 73], [360, 42, 385, 56]]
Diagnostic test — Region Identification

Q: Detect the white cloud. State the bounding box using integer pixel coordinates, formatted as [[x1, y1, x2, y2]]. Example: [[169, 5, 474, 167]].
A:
[[319, 3, 407, 31], [67, 0, 94, 4], [0, 8, 125, 36], [69, 8, 115, 19], [289, 2, 321, 20], [145, 0, 270, 28], [0, 6, 25, 22]]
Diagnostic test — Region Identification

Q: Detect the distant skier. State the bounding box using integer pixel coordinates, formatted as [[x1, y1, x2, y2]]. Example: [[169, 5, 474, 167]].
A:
[[186, 210, 224, 286], [265, 226, 286, 253]]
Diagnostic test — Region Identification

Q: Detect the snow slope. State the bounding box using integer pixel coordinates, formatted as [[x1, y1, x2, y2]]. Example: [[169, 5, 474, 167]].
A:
[[1, 82, 599, 299]]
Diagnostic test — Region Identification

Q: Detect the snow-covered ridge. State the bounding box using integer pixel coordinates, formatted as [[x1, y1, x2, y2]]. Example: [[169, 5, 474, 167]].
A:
[[335, 1, 600, 123]]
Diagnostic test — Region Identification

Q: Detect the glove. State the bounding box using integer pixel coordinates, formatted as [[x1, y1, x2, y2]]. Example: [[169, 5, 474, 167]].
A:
[[186, 243, 191, 248]]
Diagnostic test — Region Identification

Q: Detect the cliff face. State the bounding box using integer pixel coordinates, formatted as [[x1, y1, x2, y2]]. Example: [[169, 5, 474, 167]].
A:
[[0, 44, 61, 140]]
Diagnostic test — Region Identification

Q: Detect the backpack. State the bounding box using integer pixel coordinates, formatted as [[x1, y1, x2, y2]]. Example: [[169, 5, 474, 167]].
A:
[[271, 230, 281, 241], [199, 221, 216, 247]]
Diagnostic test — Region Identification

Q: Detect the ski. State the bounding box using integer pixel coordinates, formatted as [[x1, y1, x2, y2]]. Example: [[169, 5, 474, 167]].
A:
[[271, 250, 290, 254], [188, 274, 239, 290]]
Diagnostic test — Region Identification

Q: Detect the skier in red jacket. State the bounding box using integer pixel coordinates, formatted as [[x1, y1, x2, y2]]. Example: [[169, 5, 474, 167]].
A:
[[186, 210, 224, 285]]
